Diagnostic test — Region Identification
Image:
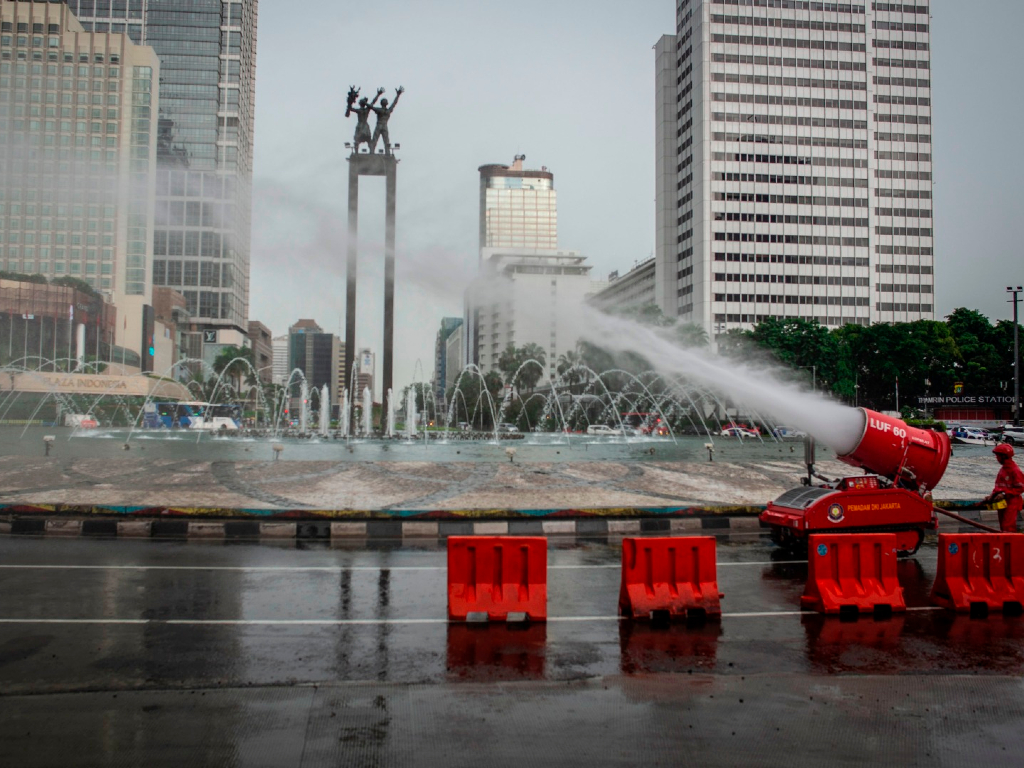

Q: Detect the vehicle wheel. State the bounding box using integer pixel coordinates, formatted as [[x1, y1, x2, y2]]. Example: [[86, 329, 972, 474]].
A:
[[896, 528, 925, 558]]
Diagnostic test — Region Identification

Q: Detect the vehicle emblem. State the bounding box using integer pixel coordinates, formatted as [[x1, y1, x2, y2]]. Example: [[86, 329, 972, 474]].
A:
[[827, 503, 845, 523], [817, 544, 828, 557]]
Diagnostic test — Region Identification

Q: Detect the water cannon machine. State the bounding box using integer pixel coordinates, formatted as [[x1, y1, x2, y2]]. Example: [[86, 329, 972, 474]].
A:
[[760, 409, 951, 555]]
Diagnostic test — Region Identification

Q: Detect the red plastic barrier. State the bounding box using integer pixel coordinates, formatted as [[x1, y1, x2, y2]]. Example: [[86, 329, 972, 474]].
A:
[[931, 533, 1024, 613], [447, 536, 547, 622], [802, 533, 906, 614], [618, 536, 722, 620]]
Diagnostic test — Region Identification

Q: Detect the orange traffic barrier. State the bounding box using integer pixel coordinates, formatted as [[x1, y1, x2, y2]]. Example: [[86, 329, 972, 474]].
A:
[[802, 533, 905, 615], [447, 536, 547, 622], [931, 533, 1024, 615], [618, 536, 722, 620]]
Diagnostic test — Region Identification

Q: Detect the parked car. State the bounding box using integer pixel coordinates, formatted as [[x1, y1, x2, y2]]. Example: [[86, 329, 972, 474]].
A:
[[586, 424, 621, 436], [1002, 425, 1024, 446], [721, 427, 760, 439], [496, 423, 519, 434]]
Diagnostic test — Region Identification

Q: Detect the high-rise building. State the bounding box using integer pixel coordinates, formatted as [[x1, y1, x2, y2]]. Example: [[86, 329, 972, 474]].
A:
[[444, 323, 464, 394], [287, 318, 339, 397], [65, 0, 259, 345], [656, 0, 934, 340], [246, 319, 271, 384], [271, 333, 287, 385], [478, 155, 557, 253], [433, 316, 462, 401], [0, 1, 160, 359]]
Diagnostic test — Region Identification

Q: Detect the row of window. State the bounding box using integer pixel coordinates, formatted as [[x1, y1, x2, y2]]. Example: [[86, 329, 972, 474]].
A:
[[876, 245, 931, 255], [713, 172, 869, 187], [877, 303, 931, 312], [875, 226, 931, 236], [713, 253, 871, 265], [68, 1, 145, 19], [876, 263, 932, 273], [712, 92, 868, 111], [154, 201, 232, 228], [1, 23, 60, 34], [714, 113, 869, 129], [713, 152, 867, 169], [713, 132, 870, 150], [875, 95, 929, 106], [711, 33, 867, 53], [875, 132, 930, 144], [715, 295, 872, 306], [876, 151, 930, 162], [153, 231, 228, 258], [712, 52, 867, 72], [713, 192, 870, 207], [2, 49, 122, 65], [874, 207, 931, 218], [874, 76, 929, 87], [887, 282, 936, 294], [714, 233, 871, 246], [710, 1, 866, 13], [874, 57, 929, 69], [714, 212, 870, 226], [716, 274, 871, 286], [152, 260, 230, 288], [1, 231, 114, 246], [712, 72, 868, 91], [0, 203, 115, 217], [711, 14, 867, 33], [873, 3, 928, 13]]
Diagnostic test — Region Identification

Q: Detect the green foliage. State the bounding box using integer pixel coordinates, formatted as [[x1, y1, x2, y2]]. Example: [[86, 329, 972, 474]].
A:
[[0, 270, 48, 285], [734, 308, 1021, 411], [50, 275, 100, 297], [497, 343, 547, 392]]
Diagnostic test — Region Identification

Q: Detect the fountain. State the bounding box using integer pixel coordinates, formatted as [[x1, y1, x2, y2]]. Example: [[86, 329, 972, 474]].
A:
[[405, 386, 416, 439], [299, 379, 309, 434], [385, 388, 395, 437], [362, 387, 372, 436], [319, 384, 330, 438]]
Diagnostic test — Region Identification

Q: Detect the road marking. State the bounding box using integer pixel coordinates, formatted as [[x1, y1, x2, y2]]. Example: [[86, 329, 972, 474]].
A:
[[0, 560, 806, 572], [0, 608, 942, 626]]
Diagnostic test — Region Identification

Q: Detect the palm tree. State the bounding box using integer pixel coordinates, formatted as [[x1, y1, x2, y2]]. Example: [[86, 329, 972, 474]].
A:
[[517, 343, 547, 393], [212, 345, 256, 398], [674, 322, 710, 349], [556, 346, 587, 394]]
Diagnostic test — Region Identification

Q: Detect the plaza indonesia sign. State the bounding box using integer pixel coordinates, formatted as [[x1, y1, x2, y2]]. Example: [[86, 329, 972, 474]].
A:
[[916, 394, 1015, 406], [5, 371, 189, 399]]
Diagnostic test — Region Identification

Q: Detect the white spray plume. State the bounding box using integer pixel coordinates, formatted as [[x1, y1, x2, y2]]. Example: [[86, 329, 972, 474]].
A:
[[573, 305, 864, 454]]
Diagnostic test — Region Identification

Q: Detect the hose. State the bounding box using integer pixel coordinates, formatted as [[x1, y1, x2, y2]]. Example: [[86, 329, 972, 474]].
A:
[[931, 505, 1000, 534]]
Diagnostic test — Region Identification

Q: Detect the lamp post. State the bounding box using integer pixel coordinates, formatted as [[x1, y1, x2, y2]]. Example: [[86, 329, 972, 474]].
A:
[[801, 365, 817, 391], [1009, 286, 1022, 427]]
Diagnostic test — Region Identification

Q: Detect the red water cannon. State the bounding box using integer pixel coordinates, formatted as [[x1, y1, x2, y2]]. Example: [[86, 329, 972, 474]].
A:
[[761, 408, 951, 556], [835, 408, 952, 492]]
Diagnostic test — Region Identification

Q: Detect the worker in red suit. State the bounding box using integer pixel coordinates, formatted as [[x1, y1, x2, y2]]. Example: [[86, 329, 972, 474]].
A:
[[986, 443, 1024, 532]]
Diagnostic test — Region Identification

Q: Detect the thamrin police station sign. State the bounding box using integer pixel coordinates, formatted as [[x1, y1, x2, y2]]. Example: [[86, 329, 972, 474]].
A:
[[916, 395, 1016, 406]]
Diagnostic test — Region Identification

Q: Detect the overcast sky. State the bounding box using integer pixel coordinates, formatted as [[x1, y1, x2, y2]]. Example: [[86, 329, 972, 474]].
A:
[[249, 0, 1024, 393]]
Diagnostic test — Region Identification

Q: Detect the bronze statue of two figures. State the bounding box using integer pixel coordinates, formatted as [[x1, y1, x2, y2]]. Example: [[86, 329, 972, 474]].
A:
[[345, 86, 403, 156]]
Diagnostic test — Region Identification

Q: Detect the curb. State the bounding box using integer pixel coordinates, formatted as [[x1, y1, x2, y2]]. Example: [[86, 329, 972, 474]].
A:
[[0, 501, 994, 542]]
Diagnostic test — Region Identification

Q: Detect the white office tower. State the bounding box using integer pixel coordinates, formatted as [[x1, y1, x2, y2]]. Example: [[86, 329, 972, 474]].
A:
[[656, 0, 934, 339]]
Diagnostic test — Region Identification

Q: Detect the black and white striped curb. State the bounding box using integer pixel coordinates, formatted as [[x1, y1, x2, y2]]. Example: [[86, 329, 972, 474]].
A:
[[0, 507, 996, 541]]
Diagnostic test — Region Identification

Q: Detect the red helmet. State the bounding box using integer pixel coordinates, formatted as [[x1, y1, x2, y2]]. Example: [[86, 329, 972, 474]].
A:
[[994, 443, 1015, 458]]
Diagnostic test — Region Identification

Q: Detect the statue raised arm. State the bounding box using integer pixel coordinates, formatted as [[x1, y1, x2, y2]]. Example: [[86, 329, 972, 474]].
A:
[[370, 86, 404, 155], [345, 86, 384, 153]]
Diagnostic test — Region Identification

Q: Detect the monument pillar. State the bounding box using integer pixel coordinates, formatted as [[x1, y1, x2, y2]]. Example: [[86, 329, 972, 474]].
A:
[[344, 153, 397, 432]]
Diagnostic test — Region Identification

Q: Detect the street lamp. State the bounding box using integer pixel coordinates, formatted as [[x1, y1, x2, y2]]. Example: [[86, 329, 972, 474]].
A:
[[1009, 286, 1022, 427], [801, 365, 817, 391]]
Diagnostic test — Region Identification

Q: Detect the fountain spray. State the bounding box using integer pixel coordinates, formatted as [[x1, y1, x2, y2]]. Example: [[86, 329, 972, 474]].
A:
[[362, 387, 372, 436], [385, 388, 395, 437], [405, 386, 416, 439], [319, 384, 330, 438], [340, 388, 349, 438], [299, 378, 309, 434]]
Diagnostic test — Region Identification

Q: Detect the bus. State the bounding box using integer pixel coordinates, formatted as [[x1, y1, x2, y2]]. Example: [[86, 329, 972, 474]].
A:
[[143, 402, 242, 431]]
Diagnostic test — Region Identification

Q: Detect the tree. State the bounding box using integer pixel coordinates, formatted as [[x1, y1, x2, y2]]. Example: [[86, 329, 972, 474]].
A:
[[497, 343, 546, 393], [674, 322, 709, 348], [212, 345, 256, 396], [556, 345, 588, 394]]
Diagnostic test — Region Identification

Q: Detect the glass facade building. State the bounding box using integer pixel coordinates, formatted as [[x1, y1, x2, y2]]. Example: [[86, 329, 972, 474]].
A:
[[0, 0, 160, 355], [66, 0, 257, 335], [478, 155, 557, 253], [656, 0, 934, 337]]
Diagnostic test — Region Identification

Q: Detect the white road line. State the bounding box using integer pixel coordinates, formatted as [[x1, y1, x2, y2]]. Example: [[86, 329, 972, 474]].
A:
[[0, 608, 938, 626], [0, 560, 806, 572]]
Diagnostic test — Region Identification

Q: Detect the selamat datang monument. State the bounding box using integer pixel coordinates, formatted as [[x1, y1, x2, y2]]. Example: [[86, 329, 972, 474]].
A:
[[343, 85, 404, 430]]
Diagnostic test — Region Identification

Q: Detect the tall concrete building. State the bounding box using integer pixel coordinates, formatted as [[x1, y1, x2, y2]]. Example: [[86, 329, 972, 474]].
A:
[[656, 0, 934, 339], [271, 332, 287, 384], [65, 0, 258, 353], [0, 0, 160, 361], [478, 155, 557, 253]]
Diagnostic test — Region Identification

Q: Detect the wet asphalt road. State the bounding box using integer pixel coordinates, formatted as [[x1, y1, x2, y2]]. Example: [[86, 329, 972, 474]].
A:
[[2, 531, 1024, 767]]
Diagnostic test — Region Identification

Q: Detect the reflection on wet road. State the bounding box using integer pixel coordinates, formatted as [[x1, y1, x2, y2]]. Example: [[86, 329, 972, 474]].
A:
[[3, 533, 1024, 766]]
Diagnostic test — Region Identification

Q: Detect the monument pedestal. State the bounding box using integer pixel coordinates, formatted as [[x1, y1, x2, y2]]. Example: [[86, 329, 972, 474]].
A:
[[345, 152, 397, 429]]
